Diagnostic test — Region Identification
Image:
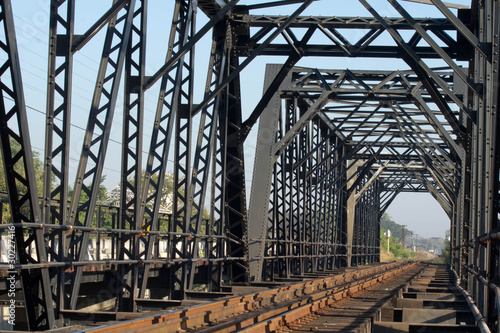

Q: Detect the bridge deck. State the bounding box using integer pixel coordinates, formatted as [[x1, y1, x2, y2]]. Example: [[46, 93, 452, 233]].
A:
[[284, 264, 477, 333], [55, 262, 479, 333]]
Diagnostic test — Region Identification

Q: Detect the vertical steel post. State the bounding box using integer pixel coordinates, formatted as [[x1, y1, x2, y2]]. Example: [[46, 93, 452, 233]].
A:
[[117, 0, 147, 312], [183, 18, 228, 295], [65, 0, 135, 310], [221, 55, 249, 285], [43, 0, 75, 323], [247, 64, 282, 282], [0, 1, 55, 328]]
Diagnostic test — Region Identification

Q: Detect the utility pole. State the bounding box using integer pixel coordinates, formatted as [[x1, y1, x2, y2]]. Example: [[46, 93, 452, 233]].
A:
[[401, 225, 407, 248]]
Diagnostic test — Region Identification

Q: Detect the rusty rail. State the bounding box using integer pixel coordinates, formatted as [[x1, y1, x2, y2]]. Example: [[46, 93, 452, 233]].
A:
[[81, 261, 418, 333], [236, 262, 419, 333]]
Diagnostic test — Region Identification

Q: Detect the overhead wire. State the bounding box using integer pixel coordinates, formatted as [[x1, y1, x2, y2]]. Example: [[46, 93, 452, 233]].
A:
[[10, 11, 228, 192], [30, 145, 122, 175], [13, 13, 168, 110], [12, 10, 211, 153], [3, 94, 185, 173]]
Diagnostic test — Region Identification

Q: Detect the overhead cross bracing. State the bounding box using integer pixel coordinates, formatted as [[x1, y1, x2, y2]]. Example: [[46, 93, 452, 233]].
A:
[[248, 65, 461, 280], [0, 0, 498, 331]]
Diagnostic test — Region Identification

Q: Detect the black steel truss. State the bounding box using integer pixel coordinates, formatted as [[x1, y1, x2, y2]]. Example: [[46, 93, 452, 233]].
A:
[[248, 65, 461, 279], [65, 0, 135, 311], [0, 0, 55, 329], [0, 0, 498, 330], [116, 0, 147, 312]]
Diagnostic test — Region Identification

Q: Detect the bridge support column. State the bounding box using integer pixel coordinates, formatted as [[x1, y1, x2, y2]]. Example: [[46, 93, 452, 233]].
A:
[[346, 160, 363, 267], [248, 65, 282, 282]]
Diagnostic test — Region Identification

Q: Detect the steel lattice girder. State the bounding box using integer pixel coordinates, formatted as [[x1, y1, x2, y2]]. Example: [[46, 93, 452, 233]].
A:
[[64, 1, 136, 311], [0, 0, 55, 329], [279, 68, 461, 198], [248, 65, 461, 281], [454, 0, 500, 326], [230, 12, 464, 59], [41, 0, 76, 325]]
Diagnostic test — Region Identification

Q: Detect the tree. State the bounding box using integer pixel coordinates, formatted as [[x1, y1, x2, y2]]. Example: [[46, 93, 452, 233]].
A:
[[380, 228, 416, 261], [0, 140, 45, 223], [69, 175, 109, 206], [440, 230, 451, 264], [380, 213, 403, 240], [107, 172, 175, 215], [0, 140, 44, 195], [108, 171, 210, 220]]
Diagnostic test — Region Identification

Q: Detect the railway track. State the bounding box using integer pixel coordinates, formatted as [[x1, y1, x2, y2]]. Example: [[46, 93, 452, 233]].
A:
[[276, 264, 479, 333], [81, 261, 422, 333], [273, 264, 423, 332]]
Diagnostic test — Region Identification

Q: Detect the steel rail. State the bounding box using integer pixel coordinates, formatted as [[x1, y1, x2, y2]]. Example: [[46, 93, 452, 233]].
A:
[[79, 261, 416, 333], [236, 262, 420, 333]]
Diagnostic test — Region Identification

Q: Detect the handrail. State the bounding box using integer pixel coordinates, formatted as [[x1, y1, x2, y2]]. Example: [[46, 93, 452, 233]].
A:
[[453, 231, 500, 251], [452, 265, 492, 333]]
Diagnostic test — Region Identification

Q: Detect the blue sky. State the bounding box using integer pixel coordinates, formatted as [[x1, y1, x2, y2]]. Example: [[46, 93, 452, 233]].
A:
[[10, 0, 468, 238]]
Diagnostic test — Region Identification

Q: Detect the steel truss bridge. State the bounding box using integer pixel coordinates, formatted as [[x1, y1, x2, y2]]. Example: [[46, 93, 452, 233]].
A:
[[0, 0, 498, 330]]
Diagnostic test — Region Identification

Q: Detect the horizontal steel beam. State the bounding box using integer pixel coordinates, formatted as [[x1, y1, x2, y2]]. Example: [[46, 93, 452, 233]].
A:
[[233, 15, 454, 29]]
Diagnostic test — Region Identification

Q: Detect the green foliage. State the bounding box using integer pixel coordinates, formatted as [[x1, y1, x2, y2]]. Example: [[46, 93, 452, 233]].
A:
[[69, 175, 109, 205], [97, 206, 118, 230], [1, 140, 45, 223], [380, 213, 402, 240], [380, 213, 446, 256], [440, 238, 451, 264], [1, 141, 211, 228], [380, 228, 416, 261], [389, 239, 415, 260], [107, 171, 211, 232]]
